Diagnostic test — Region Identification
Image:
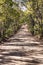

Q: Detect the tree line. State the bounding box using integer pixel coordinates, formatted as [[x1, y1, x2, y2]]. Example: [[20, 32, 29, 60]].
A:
[[0, 0, 24, 42], [24, 0, 43, 39], [0, 0, 43, 42]]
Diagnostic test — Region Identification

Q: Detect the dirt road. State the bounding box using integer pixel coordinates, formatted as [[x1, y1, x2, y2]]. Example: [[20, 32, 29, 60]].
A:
[[0, 24, 43, 65]]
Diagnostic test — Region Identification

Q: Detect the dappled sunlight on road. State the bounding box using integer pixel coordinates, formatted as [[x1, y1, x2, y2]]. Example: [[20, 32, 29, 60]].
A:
[[0, 24, 43, 65]]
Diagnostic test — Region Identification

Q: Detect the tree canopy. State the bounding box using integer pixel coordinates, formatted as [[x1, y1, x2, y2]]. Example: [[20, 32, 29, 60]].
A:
[[0, 0, 43, 41]]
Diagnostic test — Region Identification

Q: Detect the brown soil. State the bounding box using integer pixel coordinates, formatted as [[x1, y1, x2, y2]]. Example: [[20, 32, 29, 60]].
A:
[[0, 24, 43, 65]]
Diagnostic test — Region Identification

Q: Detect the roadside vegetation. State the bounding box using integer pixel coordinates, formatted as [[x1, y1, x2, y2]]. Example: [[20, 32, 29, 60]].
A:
[[24, 0, 43, 39], [0, 0, 43, 42]]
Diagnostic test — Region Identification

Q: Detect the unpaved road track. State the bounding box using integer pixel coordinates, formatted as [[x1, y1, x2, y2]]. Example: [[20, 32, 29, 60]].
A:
[[0, 24, 43, 65]]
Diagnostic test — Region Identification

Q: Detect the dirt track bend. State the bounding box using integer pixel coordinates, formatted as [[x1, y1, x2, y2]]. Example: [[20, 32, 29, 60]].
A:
[[0, 24, 43, 65]]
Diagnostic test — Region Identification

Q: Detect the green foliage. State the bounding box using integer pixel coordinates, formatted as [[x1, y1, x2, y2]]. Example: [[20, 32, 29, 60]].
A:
[[26, 0, 43, 38], [0, 0, 43, 41], [0, 0, 24, 41]]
